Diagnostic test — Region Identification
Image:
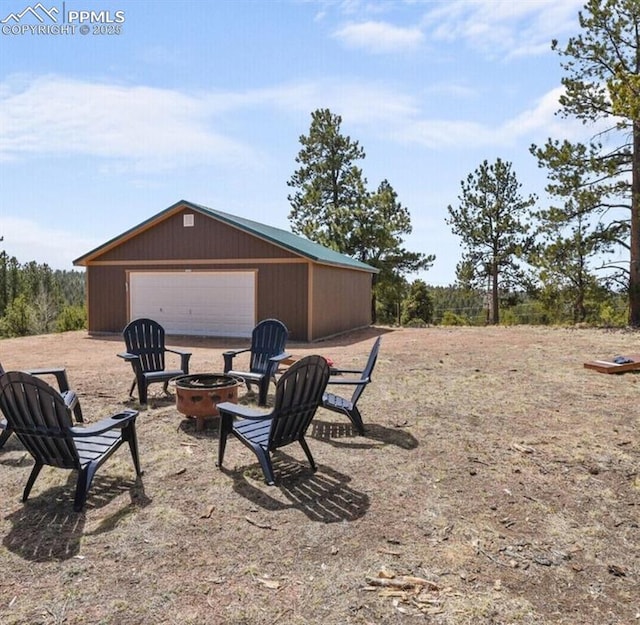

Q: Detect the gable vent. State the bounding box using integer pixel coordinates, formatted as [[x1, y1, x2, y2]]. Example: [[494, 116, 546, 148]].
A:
[[183, 214, 194, 227]]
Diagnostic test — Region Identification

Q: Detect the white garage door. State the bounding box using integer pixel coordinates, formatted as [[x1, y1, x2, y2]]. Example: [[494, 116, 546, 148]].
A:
[[129, 271, 255, 337]]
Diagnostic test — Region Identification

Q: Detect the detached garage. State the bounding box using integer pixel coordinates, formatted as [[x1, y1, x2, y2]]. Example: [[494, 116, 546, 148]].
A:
[[73, 199, 378, 341]]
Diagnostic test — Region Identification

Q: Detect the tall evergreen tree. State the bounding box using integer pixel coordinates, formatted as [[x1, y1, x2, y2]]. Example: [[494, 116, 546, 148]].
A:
[[531, 140, 621, 322], [542, 0, 640, 325], [288, 109, 434, 321], [446, 158, 536, 324], [287, 108, 368, 253]]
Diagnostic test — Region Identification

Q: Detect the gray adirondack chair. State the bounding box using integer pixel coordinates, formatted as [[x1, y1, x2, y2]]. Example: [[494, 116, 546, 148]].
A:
[[223, 319, 289, 406], [118, 318, 191, 404], [321, 337, 381, 435], [0, 371, 141, 511], [217, 354, 330, 485], [0, 362, 83, 449]]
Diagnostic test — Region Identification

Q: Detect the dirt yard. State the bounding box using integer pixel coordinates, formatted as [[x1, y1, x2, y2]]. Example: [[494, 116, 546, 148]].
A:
[[0, 325, 639, 624]]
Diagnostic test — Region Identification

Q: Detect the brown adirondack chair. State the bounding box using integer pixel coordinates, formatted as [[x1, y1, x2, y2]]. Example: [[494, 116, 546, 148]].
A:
[[217, 354, 330, 485], [223, 319, 289, 406], [0, 371, 141, 511], [118, 318, 191, 404], [321, 337, 381, 435]]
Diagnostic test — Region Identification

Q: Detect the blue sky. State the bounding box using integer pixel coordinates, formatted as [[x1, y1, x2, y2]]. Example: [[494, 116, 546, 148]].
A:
[[0, 0, 592, 285]]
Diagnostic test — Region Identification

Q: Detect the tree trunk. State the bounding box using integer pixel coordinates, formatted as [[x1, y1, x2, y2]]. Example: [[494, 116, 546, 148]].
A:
[[629, 120, 640, 327], [491, 265, 499, 325], [370, 273, 378, 324]]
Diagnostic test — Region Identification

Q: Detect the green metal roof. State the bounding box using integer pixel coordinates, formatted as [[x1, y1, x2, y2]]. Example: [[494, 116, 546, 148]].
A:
[[74, 199, 379, 273]]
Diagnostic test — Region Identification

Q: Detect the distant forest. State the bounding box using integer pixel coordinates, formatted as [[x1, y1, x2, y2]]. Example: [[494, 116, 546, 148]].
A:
[[0, 252, 86, 337], [0, 248, 629, 338]]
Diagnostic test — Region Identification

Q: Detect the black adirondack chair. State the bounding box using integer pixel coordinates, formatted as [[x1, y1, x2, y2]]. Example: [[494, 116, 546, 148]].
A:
[[0, 362, 83, 450], [321, 337, 381, 435], [223, 319, 289, 406], [118, 318, 191, 404], [217, 354, 330, 485], [0, 371, 141, 511]]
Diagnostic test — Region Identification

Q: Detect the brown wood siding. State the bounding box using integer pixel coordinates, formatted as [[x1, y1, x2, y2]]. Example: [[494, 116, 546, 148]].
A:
[[86, 262, 310, 341], [86, 266, 128, 334], [98, 208, 298, 261], [254, 263, 308, 340], [310, 265, 372, 340]]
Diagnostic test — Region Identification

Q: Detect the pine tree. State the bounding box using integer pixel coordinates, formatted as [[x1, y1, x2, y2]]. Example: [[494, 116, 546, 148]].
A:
[[446, 158, 536, 324]]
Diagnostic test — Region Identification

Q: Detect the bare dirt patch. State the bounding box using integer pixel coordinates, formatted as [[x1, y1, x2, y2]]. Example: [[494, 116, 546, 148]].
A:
[[0, 326, 639, 624]]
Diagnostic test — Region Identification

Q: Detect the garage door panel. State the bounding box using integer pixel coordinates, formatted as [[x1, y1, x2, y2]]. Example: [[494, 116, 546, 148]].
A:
[[129, 271, 255, 337]]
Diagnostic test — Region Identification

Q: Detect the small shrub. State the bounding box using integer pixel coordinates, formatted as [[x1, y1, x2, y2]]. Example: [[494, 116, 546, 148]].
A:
[[0, 294, 35, 337], [404, 318, 427, 328], [439, 311, 468, 326], [56, 305, 87, 332]]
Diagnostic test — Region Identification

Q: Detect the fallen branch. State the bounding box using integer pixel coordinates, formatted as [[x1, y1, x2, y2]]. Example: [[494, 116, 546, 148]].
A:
[[365, 575, 439, 591]]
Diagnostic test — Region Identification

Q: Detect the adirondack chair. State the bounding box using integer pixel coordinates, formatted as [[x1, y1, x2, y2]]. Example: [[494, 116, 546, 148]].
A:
[[118, 318, 191, 404], [0, 362, 83, 450], [217, 354, 330, 485], [0, 371, 141, 511], [321, 337, 381, 435], [223, 319, 289, 406]]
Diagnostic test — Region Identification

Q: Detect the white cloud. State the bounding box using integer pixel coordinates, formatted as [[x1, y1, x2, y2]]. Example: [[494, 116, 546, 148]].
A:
[[333, 20, 424, 53], [421, 0, 584, 59], [252, 79, 421, 126], [0, 73, 595, 175], [0, 75, 256, 172], [0, 217, 98, 270], [390, 86, 596, 150]]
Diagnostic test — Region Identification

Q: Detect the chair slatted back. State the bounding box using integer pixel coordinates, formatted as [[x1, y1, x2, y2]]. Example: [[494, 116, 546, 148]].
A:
[[0, 372, 79, 469], [350, 337, 381, 406], [249, 319, 288, 375], [269, 355, 329, 449], [123, 318, 167, 373]]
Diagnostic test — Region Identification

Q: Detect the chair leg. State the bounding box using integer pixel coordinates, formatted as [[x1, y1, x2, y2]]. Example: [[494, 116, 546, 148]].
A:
[[299, 437, 317, 472], [22, 462, 43, 502], [347, 407, 365, 435], [138, 380, 148, 405], [125, 424, 143, 476], [252, 445, 276, 485], [258, 377, 269, 406], [217, 413, 232, 468], [129, 378, 137, 399], [0, 427, 12, 450], [75, 463, 101, 511], [72, 402, 84, 423]]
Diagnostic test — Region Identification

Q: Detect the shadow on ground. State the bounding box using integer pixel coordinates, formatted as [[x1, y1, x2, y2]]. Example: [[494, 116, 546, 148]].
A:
[[3, 474, 150, 562], [224, 453, 369, 523], [310, 419, 418, 450]]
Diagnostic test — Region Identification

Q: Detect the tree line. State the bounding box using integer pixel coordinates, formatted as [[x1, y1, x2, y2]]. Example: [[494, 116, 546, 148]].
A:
[[0, 251, 86, 337], [287, 0, 640, 328]]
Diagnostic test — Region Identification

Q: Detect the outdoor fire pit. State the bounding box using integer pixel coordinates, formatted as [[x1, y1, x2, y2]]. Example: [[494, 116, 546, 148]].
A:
[[172, 373, 241, 431]]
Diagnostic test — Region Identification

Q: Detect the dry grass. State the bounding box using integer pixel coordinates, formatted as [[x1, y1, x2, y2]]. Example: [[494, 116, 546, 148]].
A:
[[0, 325, 639, 624]]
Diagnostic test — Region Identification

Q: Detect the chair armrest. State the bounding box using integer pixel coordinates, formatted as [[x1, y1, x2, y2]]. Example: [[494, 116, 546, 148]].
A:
[[70, 410, 138, 437], [326, 376, 370, 386], [166, 348, 191, 357], [118, 352, 139, 362], [269, 352, 290, 364], [26, 367, 71, 393], [217, 401, 272, 420], [223, 348, 250, 372], [329, 367, 365, 376], [166, 348, 191, 372]]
